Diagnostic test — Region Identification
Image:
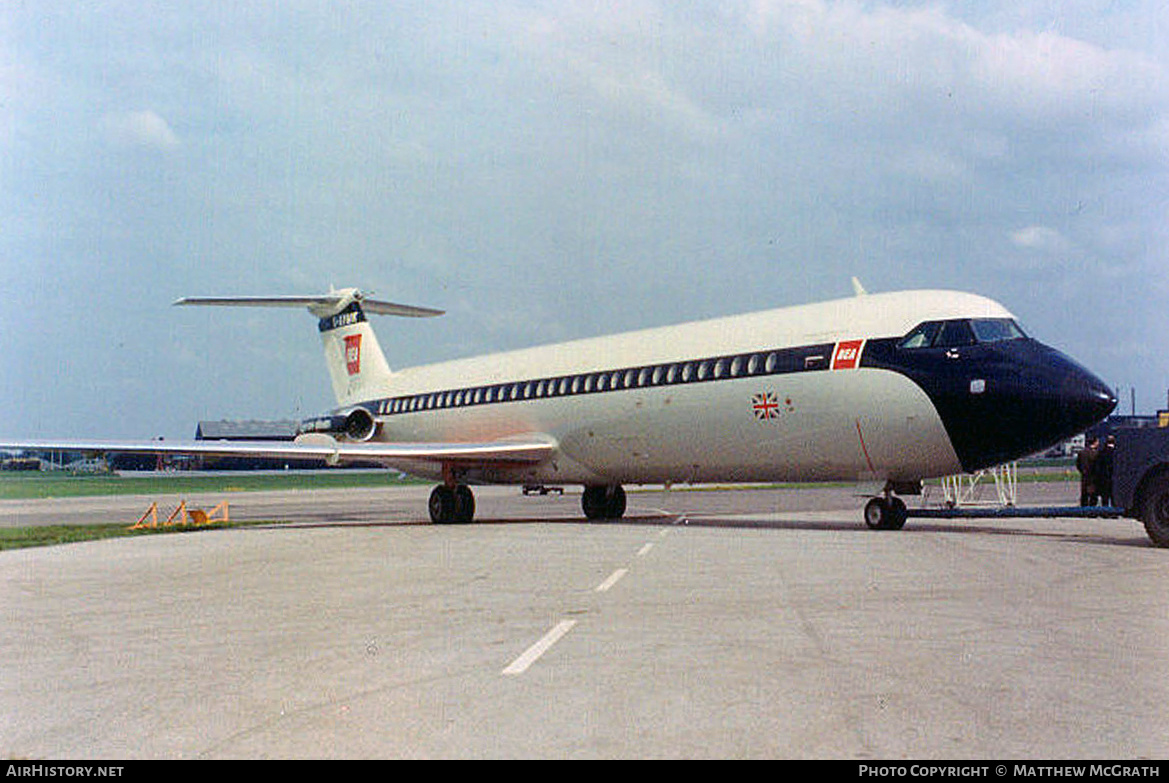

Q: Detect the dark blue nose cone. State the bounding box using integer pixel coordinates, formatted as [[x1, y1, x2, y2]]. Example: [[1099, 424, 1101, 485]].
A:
[[1055, 360, 1118, 437], [941, 341, 1117, 472], [861, 337, 1117, 474]]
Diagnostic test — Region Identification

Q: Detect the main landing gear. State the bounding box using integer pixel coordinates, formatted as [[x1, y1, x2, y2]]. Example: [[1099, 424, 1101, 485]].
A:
[[582, 484, 627, 520], [428, 483, 629, 524], [429, 484, 475, 524]]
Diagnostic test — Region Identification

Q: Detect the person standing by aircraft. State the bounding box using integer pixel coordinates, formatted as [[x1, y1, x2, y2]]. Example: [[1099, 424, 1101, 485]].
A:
[[1097, 435, 1116, 507], [1077, 437, 1100, 507]]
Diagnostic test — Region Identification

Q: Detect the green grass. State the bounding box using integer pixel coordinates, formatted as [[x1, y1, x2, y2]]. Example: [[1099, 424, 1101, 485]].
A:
[[0, 470, 420, 500], [0, 470, 421, 551], [0, 518, 285, 551]]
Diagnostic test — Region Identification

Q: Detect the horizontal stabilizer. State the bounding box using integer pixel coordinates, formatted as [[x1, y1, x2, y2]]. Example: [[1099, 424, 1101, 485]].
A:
[[174, 287, 443, 319]]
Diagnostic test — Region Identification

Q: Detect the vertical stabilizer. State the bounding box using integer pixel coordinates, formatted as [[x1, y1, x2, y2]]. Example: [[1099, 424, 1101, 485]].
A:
[[174, 287, 443, 407], [316, 296, 397, 406]]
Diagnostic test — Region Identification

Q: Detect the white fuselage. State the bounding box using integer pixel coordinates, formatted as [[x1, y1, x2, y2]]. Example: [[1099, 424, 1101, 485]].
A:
[[353, 290, 1015, 486], [2, 285, 1115, 528]]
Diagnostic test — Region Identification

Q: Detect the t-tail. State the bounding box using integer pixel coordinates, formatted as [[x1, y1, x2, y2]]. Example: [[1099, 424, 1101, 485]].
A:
[[174, 287, 443, 407]]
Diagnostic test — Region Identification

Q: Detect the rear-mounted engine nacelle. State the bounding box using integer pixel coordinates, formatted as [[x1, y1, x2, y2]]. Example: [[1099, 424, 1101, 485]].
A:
[[298, 407, 379, 442]]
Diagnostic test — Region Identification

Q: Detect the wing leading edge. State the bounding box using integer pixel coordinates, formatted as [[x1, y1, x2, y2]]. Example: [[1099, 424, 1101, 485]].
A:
[[0, 435, 555, 470]]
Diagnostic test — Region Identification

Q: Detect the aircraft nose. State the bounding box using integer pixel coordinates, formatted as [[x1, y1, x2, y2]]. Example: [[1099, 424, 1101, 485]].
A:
[[1001, 343, 1117, 468], [1057, 366, 1117, 435], [927, 340, 1117, 473], [858, 335, 1116, 473]]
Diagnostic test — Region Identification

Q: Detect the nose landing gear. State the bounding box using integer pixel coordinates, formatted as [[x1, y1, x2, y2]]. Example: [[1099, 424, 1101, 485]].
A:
[[864, 493, 908, 530]]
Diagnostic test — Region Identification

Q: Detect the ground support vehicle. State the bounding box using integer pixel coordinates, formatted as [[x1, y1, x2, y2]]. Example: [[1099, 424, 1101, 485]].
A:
[[905, 427, 1169, 548]]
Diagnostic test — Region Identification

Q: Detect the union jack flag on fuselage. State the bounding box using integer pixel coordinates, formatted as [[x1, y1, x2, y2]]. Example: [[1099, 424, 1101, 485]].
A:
[[752, 391, 781, 420]]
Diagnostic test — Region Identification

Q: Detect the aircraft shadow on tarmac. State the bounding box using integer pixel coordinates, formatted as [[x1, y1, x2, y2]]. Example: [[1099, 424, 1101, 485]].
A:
[[255, 509, 1151, 550], [627, 512, 1148, 548]]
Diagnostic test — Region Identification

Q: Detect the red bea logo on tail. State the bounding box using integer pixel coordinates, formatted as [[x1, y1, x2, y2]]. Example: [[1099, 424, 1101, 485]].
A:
[[344, 334, 362, 376]]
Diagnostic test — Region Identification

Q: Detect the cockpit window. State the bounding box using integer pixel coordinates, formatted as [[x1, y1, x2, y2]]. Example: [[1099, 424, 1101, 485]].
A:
[[970, 318, 1026, 343], [899, 321, 941, 349], [934, 319, 976, 348], [899, 318, 1026, 349]]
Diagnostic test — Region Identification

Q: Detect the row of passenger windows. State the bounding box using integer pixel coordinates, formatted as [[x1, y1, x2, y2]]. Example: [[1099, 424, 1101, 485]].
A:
[[375, 344, 834, 416]]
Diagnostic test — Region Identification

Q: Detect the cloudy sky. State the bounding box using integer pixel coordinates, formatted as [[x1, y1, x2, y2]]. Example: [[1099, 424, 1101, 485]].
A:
[[2, 1, 1167, 440]]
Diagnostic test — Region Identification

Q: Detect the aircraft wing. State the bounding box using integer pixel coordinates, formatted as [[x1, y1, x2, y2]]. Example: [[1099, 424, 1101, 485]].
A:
[[0, 435, 555, 469]]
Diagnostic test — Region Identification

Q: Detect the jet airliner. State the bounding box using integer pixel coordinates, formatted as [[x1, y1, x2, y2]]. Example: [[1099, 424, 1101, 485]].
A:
[[2, 286, 1116, 528]]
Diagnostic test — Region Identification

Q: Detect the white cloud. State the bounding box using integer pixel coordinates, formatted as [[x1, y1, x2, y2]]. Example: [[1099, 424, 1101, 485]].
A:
[[99, 110, 180, 151], [743, 1, 1167, 134], [1009, 225, 1072, 254]]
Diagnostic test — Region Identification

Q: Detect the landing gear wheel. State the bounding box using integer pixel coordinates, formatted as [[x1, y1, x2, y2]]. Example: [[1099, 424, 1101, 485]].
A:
[[864, 496, 907, 531], [429, 486, 455, 524], [429, 484, 476, 524], [454, 484, 475, 524], [1140, 473, 1169, 548], [582, 485, 627, 520]]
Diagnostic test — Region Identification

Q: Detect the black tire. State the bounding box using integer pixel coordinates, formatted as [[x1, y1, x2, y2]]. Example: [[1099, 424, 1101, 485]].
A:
[[605, 485, 627, 519], [864, 497, 907, 531], [583, 485, 626, 520], [429, 485, 456, 524], [887, 496, 908, 530], [582, 485, 606, 519], [454, 485, 475, 524], [1140, 473, 1169, 548]]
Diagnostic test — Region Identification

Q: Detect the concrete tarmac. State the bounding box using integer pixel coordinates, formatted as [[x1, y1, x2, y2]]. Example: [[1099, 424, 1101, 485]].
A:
[[2, 480, 1167, 759]]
